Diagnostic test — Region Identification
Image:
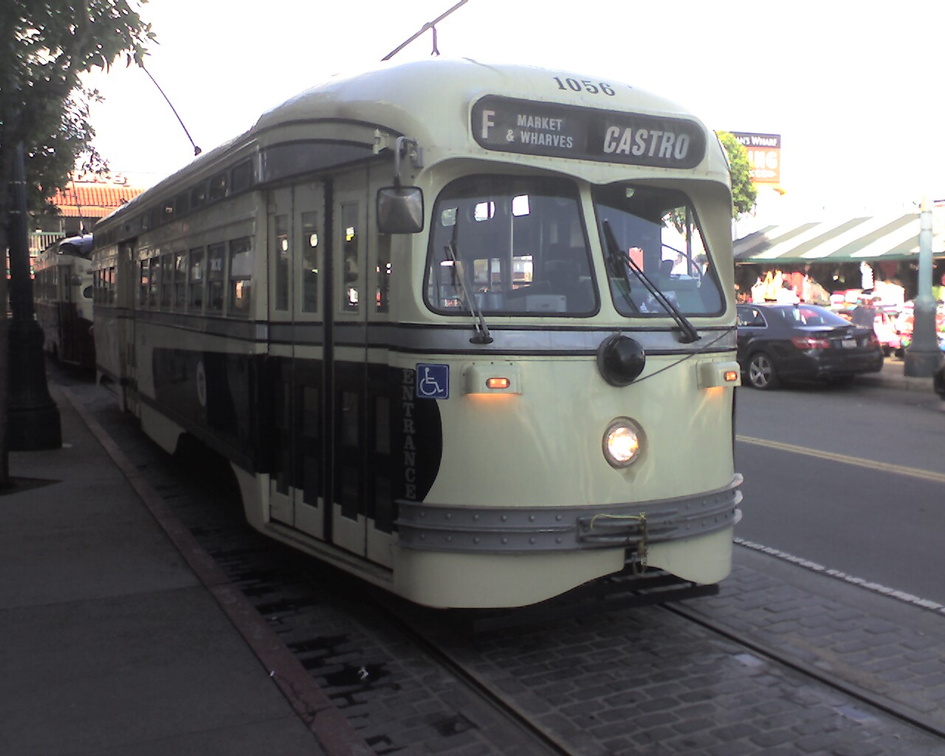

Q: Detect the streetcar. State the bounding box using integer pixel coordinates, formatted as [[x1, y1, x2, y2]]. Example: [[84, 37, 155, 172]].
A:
[[33, 233, 96, 369], [91, 58, 742, 609]]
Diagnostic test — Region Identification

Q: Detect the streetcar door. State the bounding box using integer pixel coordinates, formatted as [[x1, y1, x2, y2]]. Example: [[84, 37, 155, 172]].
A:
[[266, 183, 326, 537], [119, 241, 138, 415], [327, 171, 371, 558]]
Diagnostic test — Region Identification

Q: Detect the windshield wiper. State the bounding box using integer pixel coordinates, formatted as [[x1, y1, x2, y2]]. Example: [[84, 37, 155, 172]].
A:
[[445, 224, 493, 344], [602, 220, 701, 344]]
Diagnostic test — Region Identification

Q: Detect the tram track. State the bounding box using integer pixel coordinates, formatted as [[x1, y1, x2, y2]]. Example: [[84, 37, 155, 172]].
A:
[[662, 600, 945, 745], [56, 366, 945, 754]]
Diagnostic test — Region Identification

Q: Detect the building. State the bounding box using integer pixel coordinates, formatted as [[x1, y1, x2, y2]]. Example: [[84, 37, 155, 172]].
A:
[[30, 177, 145, 254]]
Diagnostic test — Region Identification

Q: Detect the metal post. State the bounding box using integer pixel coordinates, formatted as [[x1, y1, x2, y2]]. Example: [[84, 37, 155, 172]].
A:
[[904, 200, 944, 376], [6, 142, 61, 450]]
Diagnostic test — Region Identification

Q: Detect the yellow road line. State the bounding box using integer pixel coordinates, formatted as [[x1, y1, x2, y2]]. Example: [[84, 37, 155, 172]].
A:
[[736, 435, 945, 485]]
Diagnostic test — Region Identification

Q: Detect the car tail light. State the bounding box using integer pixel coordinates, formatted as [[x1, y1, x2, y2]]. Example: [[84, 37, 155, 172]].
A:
[[791, 335, 831, 349]]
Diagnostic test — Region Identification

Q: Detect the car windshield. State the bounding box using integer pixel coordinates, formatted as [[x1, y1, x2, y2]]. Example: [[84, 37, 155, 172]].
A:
[[424, 175, 596, 315], [592, 184, 724, 317]]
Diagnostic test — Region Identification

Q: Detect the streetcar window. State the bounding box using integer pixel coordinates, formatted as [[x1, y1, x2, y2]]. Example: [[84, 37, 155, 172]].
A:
[[137, 258, 147, 307], [189, 248, 204, 311], [190, 182, 207, 209], [341, 204, 359, 313], [274, 214, 289, 312], [207, 243, 226, 312], [174, 252, 187, 310], [209, 172, 228, 201], [301, 212, 319, 313], [228, 237, 253, 316], [593, 184, 724, 317], [160, 255, 173, 308], [375, 234, 391, 313], [175, 192, 190, 216], [230, 160, 253, 193], [425, 176, 596, 316]]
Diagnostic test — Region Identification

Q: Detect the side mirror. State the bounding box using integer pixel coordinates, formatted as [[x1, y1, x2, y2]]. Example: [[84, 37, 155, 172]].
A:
[[377, 186, 424, 234]]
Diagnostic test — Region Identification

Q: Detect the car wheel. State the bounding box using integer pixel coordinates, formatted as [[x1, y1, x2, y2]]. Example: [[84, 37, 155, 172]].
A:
[[747, 351, 779, 390]]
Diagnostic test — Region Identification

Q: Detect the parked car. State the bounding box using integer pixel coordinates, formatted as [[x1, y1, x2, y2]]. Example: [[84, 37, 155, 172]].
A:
[[736, 303, 884, 390]]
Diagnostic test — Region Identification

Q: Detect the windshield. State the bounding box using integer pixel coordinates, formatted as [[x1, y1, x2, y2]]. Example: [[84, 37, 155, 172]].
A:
[[593, 184, 724, 317], [425, 176, 596, 315]]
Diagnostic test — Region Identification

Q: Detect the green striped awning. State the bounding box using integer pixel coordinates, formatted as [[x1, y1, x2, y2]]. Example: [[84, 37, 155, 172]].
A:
[[734, 213, 944, 263]]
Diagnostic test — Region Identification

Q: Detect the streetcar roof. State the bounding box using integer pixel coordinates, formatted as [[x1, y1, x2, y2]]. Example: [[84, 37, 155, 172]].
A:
[[96, 58, 729, 234], [254, 57, 726, 176], [257, 57, 698, 132]]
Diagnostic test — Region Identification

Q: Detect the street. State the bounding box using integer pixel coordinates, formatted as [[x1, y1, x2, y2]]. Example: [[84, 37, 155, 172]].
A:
[[734, 369, 945, 605]]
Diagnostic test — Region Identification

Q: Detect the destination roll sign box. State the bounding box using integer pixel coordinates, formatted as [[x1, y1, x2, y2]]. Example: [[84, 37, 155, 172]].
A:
[[472, 96, 706, 169]]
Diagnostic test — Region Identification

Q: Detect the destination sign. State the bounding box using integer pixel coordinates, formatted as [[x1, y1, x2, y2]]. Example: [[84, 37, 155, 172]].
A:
[[472, 96, 706, 169]]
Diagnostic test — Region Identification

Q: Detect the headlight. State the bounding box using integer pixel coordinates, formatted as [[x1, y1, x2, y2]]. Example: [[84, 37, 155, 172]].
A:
[[602, 417, 645, 469]]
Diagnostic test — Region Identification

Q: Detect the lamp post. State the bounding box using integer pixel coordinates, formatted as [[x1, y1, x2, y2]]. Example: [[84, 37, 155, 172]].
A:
[[904, 200, 943, 377], [6, 142, 61, 450]]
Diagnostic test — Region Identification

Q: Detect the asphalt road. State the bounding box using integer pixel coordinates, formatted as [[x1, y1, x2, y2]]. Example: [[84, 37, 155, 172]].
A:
[[734, 374, 945, 605]]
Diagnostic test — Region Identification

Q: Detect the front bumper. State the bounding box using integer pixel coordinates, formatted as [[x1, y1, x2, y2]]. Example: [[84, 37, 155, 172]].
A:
[[395, 475, 743, 554]]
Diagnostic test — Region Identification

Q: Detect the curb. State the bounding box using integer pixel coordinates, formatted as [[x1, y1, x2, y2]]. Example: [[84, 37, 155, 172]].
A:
[[58, 385, 373, 756]]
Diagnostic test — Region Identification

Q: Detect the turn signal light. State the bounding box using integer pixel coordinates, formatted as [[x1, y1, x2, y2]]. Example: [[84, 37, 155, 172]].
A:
[[697, 360, 742, 389], [463, 362, 522, 394]]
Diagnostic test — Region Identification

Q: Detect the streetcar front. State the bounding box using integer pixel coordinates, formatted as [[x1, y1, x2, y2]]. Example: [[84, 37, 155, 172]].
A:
[[381, 73, 741, 608]]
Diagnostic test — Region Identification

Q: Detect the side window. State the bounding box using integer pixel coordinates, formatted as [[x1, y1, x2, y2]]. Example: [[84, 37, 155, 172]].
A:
[[737, 307, 766, 328], [189, 248, 204, 311], [376, 234, 391, 313], [341, 203, 359, 312], [231, 160, 254, 193], [190, 182, 207, 209], [301, 211, 319, 313], [160, 254, 173, 308], [139, 257, 157, 308], [207, 243, 226, 313], [274, 214, 289, 312], [208, 172, 228, 202], [174, 252, 187, 310], [229, 237, 254, 316]]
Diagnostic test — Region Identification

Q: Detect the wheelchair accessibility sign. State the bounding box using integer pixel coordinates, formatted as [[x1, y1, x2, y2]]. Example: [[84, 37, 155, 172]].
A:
[[416, 363, 450, 399]]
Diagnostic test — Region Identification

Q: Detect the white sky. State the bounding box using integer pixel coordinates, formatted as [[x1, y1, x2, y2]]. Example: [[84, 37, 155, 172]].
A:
[[83, 0, 945, 219]]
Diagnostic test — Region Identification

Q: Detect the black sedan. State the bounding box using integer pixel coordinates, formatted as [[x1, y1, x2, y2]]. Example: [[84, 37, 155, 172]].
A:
[[736, 303, 884, 389]]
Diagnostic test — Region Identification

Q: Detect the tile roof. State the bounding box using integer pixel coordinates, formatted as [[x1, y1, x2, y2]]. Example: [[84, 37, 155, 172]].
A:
[[51, 182, 145, 218]]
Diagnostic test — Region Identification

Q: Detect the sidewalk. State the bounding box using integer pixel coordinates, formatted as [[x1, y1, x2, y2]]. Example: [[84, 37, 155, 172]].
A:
[[858, 355, 942, 392], [0, 382, 368, 756]]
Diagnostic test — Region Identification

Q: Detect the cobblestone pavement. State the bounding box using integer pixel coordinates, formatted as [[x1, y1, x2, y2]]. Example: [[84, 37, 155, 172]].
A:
[[416, 562, 945, 756], [63, 371, 945, 754], [685, 543, 945, 732]]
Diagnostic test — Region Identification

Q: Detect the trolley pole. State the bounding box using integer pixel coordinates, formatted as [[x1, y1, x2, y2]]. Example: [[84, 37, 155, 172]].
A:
[[5, 142, 61, 450]]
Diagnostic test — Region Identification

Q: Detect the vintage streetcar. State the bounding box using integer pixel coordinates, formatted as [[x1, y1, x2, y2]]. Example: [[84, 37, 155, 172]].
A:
[[34, 233, 96, 369], [91, 59, 742, 609]]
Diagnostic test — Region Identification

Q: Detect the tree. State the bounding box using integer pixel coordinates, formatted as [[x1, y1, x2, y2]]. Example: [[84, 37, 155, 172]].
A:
[[0, 1, 154, 487], [717, 131, 758, 218]]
